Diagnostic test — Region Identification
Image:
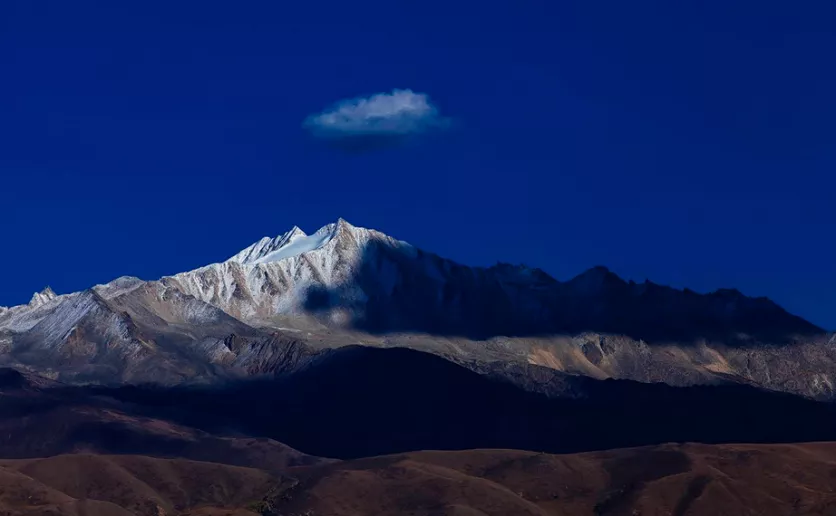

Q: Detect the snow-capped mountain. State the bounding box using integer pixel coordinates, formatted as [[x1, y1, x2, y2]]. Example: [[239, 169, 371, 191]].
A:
[[0, 219, 833, 396], [162, 218, 416, 327]]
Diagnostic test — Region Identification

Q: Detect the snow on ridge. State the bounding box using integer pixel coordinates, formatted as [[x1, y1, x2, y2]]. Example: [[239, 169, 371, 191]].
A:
[[250, 223, 339, 265], [227, 218, 411, 267], [159, 218, 420, 324], [228, 226, 308, 264]]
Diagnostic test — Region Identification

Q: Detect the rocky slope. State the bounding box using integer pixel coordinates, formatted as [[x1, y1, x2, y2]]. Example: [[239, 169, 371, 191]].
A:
[[1, 219, 833, 398]]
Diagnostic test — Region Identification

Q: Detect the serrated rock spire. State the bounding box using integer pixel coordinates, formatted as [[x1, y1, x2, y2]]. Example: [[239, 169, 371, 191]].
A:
[[29, 287, 58, 308]]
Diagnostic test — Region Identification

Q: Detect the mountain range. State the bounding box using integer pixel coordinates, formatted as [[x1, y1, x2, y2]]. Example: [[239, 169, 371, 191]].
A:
[[1, 218, 834, 399], [4, 219, 836, 515]]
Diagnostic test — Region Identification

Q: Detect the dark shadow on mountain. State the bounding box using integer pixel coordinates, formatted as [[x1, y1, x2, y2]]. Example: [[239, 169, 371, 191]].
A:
[[302, 239, 822, 345], [9, 347, 833, 461], [0, 368, 27, 389]]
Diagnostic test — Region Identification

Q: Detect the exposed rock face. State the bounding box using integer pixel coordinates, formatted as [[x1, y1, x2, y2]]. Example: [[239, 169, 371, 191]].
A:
[[28, 287, 58, 308], [0, 218, 833, 398]]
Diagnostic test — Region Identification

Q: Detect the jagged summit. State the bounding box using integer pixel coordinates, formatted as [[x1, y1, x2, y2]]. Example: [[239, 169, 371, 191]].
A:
[[228, 225, 308, 264], [29, 287, 58, 308], [226, 219, 377, 266], [162, 218, 418, 324], [232, 224, 337, 266]]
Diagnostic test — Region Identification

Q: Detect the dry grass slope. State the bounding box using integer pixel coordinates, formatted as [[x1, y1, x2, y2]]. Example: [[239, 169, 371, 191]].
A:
[[275, 443, 836, 516], [3, 443, 836, 516], [0, 455, 275, 516]]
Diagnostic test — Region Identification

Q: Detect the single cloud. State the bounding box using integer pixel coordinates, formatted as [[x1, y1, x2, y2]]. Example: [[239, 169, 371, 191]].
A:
[[304, 89, 449, 151]]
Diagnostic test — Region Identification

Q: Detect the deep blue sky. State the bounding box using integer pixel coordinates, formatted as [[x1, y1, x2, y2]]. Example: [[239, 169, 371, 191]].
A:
[[1, 1, 835, 328]]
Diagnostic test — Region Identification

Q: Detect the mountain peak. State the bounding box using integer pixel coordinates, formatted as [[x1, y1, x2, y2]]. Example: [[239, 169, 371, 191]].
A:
[[566, 266, 627, 295], [93, 276, 144, 300], [336, 217, 355, 229], [228, 225, 309, 264], [287, 225, 306, 237], [29, 287, 58, 308], [712, 287, 745, 298], [228, 219, 365, 266]]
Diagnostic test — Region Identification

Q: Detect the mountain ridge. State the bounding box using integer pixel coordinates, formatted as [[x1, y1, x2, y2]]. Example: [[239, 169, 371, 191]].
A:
[[2, 219, 819, 335], [0, 219, 832, 398]]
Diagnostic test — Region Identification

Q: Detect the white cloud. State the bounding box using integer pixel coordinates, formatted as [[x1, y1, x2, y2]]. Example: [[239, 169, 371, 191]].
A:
[[304, 89, 448, 141]]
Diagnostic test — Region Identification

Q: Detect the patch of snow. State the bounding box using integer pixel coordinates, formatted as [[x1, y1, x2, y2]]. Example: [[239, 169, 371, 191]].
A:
[[228, 226, 309, 264], [251, 224, 339, 265]]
